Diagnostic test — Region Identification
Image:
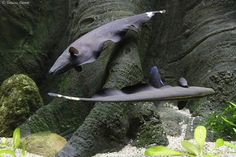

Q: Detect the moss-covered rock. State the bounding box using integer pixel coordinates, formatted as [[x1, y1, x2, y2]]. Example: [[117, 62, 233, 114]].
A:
[[0, 74, 43, 136], [133, 118, 168, 147], [25, 132, 66, 157], [132, 103, 169, 147]]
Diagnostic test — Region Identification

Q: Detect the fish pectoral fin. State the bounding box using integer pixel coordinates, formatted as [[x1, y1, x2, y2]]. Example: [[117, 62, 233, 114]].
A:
[[69, 47, 80, 57]]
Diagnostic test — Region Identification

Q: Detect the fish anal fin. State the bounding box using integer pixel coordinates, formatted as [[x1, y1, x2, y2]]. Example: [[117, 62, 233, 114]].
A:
[[121, 83, 154, 94], [93, 88, 123, 98]]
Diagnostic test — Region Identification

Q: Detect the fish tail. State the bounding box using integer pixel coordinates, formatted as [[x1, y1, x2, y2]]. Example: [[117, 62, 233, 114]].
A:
[[146, 10, 166, 18]]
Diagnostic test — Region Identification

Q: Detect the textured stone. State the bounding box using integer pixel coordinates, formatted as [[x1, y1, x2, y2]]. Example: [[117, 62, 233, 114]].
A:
[[144, 0, 236, 116], [0, 74, 43, 136], [24, 132, 66, 157]]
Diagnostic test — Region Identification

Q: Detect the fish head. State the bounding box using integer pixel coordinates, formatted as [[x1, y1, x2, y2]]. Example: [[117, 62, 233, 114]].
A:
[[49, 46, 82, 75]]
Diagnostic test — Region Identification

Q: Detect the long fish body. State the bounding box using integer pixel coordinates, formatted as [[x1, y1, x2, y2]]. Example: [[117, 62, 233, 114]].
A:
[[48, 66, 215, 102], [49, 10, 166, 75], [48, 86, 215, 102]]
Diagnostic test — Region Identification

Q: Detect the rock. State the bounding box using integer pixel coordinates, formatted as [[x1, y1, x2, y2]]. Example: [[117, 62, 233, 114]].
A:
[[133, 118, 169, 147], [0, 74, 43, 136], [24, 132, 67, 157], [0, 0, 67, 85], [156, 102, 191, 136], [184, 116, 215, 141], [133, 103, 168, 147]]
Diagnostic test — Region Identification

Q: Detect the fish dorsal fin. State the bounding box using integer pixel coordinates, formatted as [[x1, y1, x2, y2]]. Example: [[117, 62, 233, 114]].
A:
[[149, 66, 164, 88], [178, 77, 188, 88], [69, 47, 79, 57]]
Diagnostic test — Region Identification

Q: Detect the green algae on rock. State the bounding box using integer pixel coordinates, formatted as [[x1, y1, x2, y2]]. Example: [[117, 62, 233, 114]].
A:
[[0, 74, 43, 136], [131, 103, 168, 147], [24, 132, 67, 157], [133, 118, 169, 147]]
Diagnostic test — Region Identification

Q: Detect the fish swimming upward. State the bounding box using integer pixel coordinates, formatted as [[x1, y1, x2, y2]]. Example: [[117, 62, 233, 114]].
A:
[[49, 10, 166, 75], [48, 66, 215, 102]]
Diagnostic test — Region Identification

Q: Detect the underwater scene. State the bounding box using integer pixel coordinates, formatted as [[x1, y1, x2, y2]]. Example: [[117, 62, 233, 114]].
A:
[[0, 0, 235, 157]]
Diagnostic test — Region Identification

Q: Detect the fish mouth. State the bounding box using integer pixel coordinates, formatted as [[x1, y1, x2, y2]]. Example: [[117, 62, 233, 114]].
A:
[[49, 63, 73, 75], [49, 61, 83, 75]]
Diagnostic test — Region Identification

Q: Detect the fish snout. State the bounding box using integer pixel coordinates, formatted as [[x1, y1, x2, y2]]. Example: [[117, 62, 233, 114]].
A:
[[49, 68, 56, 75], [49, 58, 74, 75], [49, 66, 61, 75]]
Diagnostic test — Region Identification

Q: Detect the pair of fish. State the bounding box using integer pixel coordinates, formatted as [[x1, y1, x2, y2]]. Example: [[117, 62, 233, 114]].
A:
[[48, 10, 215, 104]]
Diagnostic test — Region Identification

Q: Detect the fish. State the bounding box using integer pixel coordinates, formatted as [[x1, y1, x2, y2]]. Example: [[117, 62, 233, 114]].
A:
[[48, 66, 215, 102], [49, 10, 166, 75]]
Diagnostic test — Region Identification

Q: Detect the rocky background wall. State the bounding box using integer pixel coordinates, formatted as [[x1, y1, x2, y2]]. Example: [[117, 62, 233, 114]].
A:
[[0, 0, 235, 156]]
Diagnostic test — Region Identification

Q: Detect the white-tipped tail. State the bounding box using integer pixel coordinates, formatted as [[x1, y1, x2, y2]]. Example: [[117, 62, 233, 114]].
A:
[[158, 10, 166, 14], [48, 92, 81, 101], [146, 12, 155, 18], [146, 10, 166, 18]]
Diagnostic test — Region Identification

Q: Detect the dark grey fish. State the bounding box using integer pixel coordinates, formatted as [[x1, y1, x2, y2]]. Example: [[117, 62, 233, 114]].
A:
[[48, 86, 214, 102], [48, 66, 215, 102], [49, 10, 166, 75]]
